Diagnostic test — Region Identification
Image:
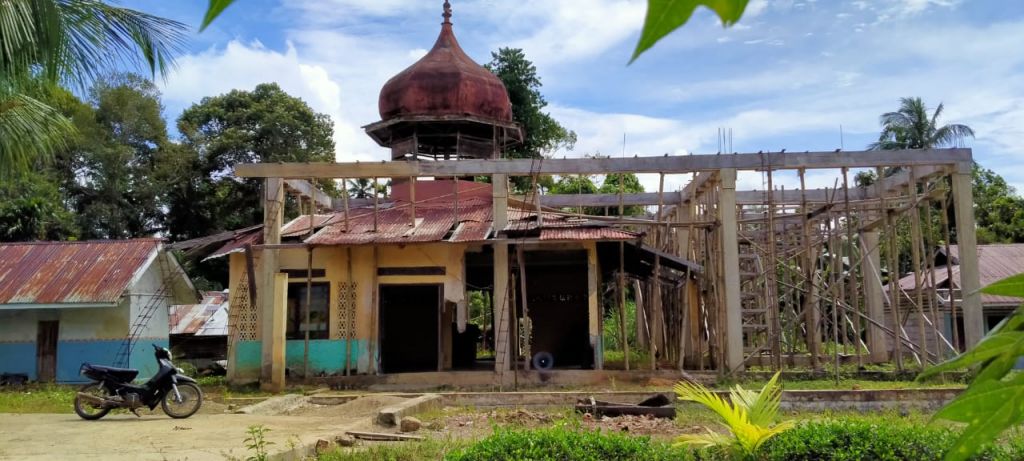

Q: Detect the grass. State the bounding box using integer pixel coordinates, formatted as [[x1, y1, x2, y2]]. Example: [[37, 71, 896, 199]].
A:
[[0, 384, 76, 413], [318, 438, 466, 461], [0, 376, 277, 414]]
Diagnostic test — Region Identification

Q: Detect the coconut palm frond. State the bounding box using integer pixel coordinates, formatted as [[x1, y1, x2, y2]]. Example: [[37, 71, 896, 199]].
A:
[[931, 123, 975, 148], [870, 97, 974, 150], [0, 0, 187, 89], [674, 372, 791, 457], [0, 91, 74, 179], [736, 371, 784, 427], [52, 0, 189, 88]]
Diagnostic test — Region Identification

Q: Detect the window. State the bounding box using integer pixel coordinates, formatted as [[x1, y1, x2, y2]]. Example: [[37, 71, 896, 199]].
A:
[[287, 282, 330, 340]]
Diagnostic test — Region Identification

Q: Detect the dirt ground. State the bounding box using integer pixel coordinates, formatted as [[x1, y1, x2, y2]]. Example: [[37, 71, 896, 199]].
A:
[[0, 397, 397, 461], [420, 406, 697, 442]]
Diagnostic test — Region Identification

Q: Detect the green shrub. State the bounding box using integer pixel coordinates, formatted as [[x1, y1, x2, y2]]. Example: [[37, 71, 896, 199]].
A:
[[445, 427, 691, 461], [751, 419, 1022, 461]]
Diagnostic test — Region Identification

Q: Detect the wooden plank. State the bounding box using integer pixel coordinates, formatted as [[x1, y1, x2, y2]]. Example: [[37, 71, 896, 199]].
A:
[[234, 149, 972, 178], [345, 431, 424, 442]]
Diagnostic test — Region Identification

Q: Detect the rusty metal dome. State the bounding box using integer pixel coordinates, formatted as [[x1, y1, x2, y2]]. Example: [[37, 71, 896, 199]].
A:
[[377, 2, 512, 122]]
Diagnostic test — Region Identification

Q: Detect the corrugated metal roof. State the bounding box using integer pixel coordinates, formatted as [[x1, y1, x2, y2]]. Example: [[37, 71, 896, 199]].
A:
[[206, 228, 262, 261], [0, 239, 161, 305], [202, 181, 643, 253], [897, 244, 1024, 305], [307, 196, 494, 245], [281, 214, 336, 238], [540, 227, 636, 241], [169, 291, 229, 336]]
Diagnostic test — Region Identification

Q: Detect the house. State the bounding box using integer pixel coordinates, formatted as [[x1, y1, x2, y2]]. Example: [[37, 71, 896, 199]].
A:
[[895, 244, 1024, 354], [169, 290, 230, 373], [0, 239, 197, 382]]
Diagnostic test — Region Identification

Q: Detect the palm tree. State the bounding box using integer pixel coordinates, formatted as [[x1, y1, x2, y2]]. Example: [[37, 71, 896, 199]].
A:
[[868, 97, 975, 151], [347, 179, 375, 199], [0, 0, 187, 178]]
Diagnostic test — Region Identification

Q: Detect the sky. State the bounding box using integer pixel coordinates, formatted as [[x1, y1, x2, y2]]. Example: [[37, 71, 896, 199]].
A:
[[124, 0, 1024, 194]]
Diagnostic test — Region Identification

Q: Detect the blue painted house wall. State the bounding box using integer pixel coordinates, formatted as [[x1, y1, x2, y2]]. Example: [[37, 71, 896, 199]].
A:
[[0, 251, 192, 383]]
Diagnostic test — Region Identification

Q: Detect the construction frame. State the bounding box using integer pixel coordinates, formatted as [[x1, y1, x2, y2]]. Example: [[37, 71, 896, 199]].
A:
[[234, 147, 981, 389]]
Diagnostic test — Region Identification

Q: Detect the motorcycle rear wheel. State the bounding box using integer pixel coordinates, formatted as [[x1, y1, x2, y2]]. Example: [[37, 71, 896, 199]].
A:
[[74, 383, 111, 421], [161, 382, 203, 419]]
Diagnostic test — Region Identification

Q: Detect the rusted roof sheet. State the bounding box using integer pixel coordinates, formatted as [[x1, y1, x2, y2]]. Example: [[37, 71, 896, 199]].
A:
[[170, 291, 229, 336], [896, 244, 1024, 305], [201, 181, 643, 253], [540, 227, 636, 241], [450, 222, 491, 242], [0, 239, 161, 305], [205, 228, 262, 261], [281, 214, 337, 238], [307, 197, 492, 245]]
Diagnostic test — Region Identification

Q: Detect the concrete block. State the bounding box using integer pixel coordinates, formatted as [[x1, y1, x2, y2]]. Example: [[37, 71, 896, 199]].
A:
[[376, 394, 441, 427]]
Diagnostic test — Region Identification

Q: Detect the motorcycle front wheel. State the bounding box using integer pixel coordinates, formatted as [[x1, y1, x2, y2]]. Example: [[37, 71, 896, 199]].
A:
[[73, 383, 111, 421], [161, 382, 203, 419]]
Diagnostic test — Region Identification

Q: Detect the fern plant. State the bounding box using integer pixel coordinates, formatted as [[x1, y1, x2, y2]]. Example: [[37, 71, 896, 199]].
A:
[[674, 372, 792, 459]]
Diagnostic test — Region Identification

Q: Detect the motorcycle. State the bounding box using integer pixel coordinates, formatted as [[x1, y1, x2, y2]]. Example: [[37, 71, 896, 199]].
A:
[[73, 344, 203, 420]]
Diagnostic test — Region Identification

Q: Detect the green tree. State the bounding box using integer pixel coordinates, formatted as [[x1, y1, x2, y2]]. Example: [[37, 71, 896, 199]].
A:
[[973, 165, 1024, 244], [486, 48, 577, 161], [550, 175, 600, 215], [868, 97, 974, 151], [600, 173, 646, 216], [0, 169, 78, 241], [168, 83, 336, 240], [0, 0, 186, 178], [70, 74, 170, 239]]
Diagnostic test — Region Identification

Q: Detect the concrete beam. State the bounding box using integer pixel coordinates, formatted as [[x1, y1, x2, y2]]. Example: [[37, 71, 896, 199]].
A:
[[718, 169, 744, 372], [234, 149, 971, 179], [952, 167, 984, 347], [284, 179, 332, 210]]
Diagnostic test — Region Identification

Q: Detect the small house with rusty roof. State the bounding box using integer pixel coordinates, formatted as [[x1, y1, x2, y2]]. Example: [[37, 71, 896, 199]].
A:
[[0, 239, 197, 383]]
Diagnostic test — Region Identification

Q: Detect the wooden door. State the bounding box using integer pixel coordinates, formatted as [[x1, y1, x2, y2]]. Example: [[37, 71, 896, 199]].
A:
[[36, 321, 58, 382]]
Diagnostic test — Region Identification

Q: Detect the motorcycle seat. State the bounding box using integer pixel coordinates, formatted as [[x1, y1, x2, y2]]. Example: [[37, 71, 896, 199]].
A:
[[83, 364, 139, 382]]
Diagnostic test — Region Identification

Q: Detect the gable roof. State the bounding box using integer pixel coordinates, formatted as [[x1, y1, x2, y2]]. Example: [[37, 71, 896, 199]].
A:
[[0, 239, 163, 306], [897, 244, 1024, 305]]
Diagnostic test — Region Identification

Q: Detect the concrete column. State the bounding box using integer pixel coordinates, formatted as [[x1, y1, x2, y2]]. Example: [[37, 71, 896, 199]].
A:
[[492, 174, 511, 373], [952, 167, 984, 347], [260, 178, 284, 391], [718, 169, 744, 372], [587, 242, 602, 369], [861, 231, 888, 362]]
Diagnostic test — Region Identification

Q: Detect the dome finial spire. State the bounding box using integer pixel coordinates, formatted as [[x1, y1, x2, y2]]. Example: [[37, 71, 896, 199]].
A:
[[442, 1, 452, 25]]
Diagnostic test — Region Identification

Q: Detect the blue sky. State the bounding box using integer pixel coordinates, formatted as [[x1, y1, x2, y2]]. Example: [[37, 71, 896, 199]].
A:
[[125, 0, 1024, 193]]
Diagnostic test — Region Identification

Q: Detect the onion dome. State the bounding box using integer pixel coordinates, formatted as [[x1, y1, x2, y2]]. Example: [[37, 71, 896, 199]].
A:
[[377, 1, 513, 122]]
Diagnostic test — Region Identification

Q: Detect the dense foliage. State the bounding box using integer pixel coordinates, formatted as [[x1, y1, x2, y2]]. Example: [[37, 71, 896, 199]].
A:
[[445, 427, 690, 461], [751, 419, 1024, 461], [919, 273, 1024, 461]]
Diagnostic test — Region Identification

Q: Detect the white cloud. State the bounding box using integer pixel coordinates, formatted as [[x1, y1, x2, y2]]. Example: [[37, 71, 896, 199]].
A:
[[160, 40, 357, 157]]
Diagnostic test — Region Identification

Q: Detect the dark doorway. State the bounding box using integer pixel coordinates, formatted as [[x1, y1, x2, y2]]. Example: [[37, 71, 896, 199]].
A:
[[36, 321, 58, 382], [521, 250, 592, 369], [379, 284, 441, 373]]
